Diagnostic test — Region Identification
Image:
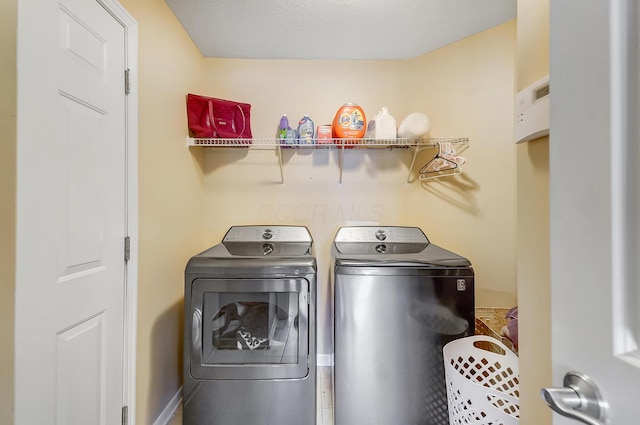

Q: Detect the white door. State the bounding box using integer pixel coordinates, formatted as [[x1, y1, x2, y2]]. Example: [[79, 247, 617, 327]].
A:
[[547, 0, 640, 423], [15, 0, 134, 423]]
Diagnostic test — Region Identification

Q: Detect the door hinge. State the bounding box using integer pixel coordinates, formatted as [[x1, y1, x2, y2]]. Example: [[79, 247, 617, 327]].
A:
[[122, 406, 128, 425], [124, 69, 131, 95], [124, 236, 131, 262]]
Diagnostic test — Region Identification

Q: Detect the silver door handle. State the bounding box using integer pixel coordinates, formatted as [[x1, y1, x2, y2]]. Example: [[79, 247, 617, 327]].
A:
[[192, 307, 202, 349], [541, 371, 609, 425]]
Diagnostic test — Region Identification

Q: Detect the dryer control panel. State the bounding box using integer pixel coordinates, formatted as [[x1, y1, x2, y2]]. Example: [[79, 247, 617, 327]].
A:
[[223, 225, 312, 243]]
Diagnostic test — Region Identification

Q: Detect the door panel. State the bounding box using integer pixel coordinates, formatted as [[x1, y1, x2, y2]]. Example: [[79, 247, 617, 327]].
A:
[[610, 0, 640, 367], [60, 7, 107, 78], [58, 94, 107, 280], [56, 314, 105, 425]]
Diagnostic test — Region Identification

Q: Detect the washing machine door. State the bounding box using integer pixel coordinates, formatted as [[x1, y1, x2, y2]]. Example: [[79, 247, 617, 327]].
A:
[[188, 278, 310, 380]]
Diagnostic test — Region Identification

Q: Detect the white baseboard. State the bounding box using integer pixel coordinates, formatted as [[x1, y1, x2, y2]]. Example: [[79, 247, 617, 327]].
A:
[[153, 386, 182, 425], [317, 354, 334, 367]]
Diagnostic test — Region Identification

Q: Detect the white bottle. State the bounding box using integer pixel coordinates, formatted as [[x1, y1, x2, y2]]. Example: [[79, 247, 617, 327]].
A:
[[365, 107, 397, 140], [397, 112, 430, 140]]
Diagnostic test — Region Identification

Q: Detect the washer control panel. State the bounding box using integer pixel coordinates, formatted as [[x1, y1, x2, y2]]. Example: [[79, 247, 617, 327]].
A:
[[223, 225, 312, 243], [334, 226, 428, 243]]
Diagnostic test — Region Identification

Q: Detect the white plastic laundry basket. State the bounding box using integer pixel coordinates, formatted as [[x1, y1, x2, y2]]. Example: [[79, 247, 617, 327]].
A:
[[443, 335, 520, 425]]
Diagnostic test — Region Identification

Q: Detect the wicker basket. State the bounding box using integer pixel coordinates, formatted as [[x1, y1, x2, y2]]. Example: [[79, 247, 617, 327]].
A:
[[443, 335, 520, 425]]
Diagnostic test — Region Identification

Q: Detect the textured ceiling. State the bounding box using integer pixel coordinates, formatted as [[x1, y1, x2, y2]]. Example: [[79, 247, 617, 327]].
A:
[[164, 0, 516, 60]]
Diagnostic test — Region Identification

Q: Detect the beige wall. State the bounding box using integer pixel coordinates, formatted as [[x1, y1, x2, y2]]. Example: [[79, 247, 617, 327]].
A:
[[409, 21, 518, 308], [516, 0, 552, 424], [0, 0, 17, 423], [115, 0, 207, 423], [201, 20, 518, 356]]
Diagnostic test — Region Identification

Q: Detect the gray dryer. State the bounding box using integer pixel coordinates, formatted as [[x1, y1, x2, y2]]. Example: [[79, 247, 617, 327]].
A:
[[184, 225, 316, 425]]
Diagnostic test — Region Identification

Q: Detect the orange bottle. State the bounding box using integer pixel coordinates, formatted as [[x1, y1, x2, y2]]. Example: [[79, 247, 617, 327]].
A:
[[332, 103, 366, 146]]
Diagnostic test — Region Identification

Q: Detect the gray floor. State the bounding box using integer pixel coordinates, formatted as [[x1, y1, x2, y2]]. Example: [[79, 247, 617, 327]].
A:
[[168, 366, 334, 425]]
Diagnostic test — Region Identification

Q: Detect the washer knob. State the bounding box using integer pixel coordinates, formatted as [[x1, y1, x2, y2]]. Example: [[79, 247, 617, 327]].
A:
[[375, 230, 387, 241], [262, 229, 273, 240], [263, 243, 274, 256], [375, 244, 387, 254]]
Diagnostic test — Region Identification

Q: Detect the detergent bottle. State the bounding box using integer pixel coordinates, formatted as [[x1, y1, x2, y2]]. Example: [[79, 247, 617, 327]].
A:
[[297, 115, 315, 145], [332, 103, 366, 146], [365, 107, 396, 141], [278, 114, 289, 140]]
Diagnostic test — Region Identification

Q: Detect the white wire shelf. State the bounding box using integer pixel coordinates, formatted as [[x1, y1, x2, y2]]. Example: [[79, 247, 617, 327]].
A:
[[186, 136, 469, 184], [187, 137, 469, 150]]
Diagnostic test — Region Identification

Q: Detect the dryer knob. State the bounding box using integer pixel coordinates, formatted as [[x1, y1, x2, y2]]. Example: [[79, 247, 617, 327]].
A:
[[375, 244, 387, 254], [263, 243, 274, 256], [375, 230, 387, 241], [262, 229, 273, 240]]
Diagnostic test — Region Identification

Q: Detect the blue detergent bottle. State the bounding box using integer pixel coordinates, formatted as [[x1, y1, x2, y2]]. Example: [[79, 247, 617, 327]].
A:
[[297, 115, 315, 145]]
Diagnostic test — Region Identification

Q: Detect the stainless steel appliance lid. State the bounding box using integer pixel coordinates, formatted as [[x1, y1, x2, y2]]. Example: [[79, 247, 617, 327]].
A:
[[221, 225, 313, 257], [185, 226, 316, 274], [334, 226, 428, 243], [332, 226, 471, 268]]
